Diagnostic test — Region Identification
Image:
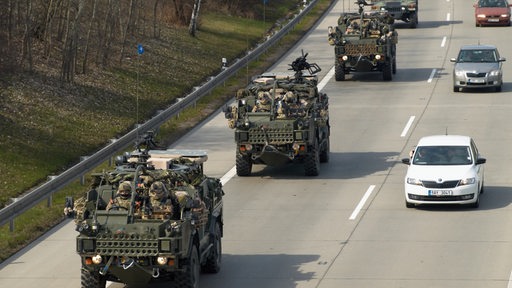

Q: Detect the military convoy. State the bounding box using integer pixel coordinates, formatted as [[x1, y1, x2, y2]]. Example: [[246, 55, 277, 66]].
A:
[[71, 132, 224, 288], [224, 51, 330, 176], [370, 0, 418, 28], [328, 0, 398, 81]]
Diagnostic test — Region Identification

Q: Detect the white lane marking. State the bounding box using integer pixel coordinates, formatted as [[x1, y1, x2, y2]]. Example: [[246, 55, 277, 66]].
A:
[[508, 270, 512, 288], [220, 166, 237, 186], [427, 69, 436, 83], [446, 13, 451, 21], [400, 116, 415, 137], [441, 36, 447, 47], [318, 66, 335, 91], [350, 185, 376, 220]]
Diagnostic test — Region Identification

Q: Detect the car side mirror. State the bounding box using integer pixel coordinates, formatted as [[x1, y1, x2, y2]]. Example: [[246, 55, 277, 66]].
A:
[[476, 158, 486, 165], [499, 57, 506, 62], [401, 158, 410, 165], [450, 58, 456, 62]]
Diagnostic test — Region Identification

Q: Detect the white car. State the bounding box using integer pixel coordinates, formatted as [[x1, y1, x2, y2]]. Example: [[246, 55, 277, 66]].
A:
[[401, 135, 486, 208]]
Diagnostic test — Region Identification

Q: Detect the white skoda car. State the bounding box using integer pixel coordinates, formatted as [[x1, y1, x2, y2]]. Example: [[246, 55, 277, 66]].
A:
[[401, 135, 486, 208]]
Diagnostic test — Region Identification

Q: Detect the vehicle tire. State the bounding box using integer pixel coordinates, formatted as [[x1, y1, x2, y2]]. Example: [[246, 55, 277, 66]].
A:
[[202, 222, 222, 273], [236, 152, 252, 176], [304, 141, 320, 176], [382, 61, 392, 81], [335, 62, 345, 81], [392, 56, 397, 74], [81, 267, 106, 288], [176, 246, 200, 288], [410, 13, 418, 28], [468, 195, 480, 208], [319, 136, 330, 163], [405, 200, 414, 208], [453, 86, 459, 92], [495, 85, 502, 92]]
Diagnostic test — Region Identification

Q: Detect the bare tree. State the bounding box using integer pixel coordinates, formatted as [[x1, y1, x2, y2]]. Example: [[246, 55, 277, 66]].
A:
[[188, 0, 201, 37], [21, 0, 33, 72], [120, 0, 137, 63], [82, 0, 98, 74], [61, 0, 85, 82]]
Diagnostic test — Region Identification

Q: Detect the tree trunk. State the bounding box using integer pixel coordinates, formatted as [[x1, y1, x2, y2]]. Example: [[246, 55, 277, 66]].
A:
[[82, 0, 98, 74], [21, 0, 33, 72], [153, 0, 161, 38], [119, 0, 136, 63], [188, 0, 201, 37]]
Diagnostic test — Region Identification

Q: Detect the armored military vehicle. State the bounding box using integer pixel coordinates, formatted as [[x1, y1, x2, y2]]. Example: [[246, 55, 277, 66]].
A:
[[224, 51, 330, 176], [328, 0, 398, 81], [72, 132, 224, 288], [370, 0, 418, 28]]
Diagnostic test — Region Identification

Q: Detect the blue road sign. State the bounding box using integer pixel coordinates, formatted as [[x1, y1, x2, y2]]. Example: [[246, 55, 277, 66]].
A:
[[137, 44, 144, 55]]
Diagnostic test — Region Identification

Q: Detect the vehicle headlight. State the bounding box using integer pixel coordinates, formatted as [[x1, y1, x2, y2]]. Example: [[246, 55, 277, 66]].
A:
[[459, 177, 476, 186], [477, 14, 486, 18], [455, 70, 465, 77], [406, 178, 423, 186], [342, 55, 348, 61], [92, 254, 102, 264], [375, 54, 381, 60], [501, 14, 510, 18], [157, 257, 168, 265], [489, 70, 501, 76]]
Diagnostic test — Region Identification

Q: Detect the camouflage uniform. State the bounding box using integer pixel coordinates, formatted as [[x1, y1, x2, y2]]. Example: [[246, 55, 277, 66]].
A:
[[149, 181, 176, 218], [252, 91, 272, 112], [106, 181, 133, 210]]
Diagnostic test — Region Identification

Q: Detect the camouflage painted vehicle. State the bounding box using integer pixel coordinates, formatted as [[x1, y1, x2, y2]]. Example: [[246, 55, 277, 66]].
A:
[[72, 132, 224, 288], [328, 0, 398, 81], [370, 0, 418, 28], [224, 51, 330, 176]]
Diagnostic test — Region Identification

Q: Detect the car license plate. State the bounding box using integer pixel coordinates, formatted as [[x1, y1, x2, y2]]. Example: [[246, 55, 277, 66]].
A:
[[488, 18, 500, 22], [468, 78, 485, 83], [428, 190, 453, 196]]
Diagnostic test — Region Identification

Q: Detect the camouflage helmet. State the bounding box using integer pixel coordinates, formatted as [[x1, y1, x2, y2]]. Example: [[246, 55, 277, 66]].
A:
[[257, 91, 271, 104], [150, 181, 168, 200], [117, 181, 132, 199]]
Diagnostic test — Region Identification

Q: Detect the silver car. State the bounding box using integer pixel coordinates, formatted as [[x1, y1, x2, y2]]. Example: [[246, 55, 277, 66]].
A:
[[451, 44, 505, 92]]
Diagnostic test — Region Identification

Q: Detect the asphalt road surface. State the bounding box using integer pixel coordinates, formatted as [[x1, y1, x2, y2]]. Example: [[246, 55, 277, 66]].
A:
[[2, 0, 512, 287]]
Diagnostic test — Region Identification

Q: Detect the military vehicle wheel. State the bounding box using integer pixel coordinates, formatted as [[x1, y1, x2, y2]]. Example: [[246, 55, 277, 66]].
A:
[[335, 63, 345, 81], [81, 267, 106, 288], [410, 14, 418, 28], [202, 222, 222, 273], [304, 141, 320, 176], [236, 152, 252, 176], [319, 137, 330, 163], [495, 85, 502, 92], [382, 62, 392, 81], [176, 246, 200, 288], [392, 57, 397, 74], [453, 86, 460, 93]]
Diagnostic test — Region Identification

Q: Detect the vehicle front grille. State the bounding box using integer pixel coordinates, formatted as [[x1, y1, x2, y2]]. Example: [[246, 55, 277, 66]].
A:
[[343, 44, 378, 55], [385, 7, 402, 12], [408, 194, 475, 202], [247, 128, 294, 145], [421, 180, 460, 189], [95, 233, 160, 256], [466, 72, 487, 77]]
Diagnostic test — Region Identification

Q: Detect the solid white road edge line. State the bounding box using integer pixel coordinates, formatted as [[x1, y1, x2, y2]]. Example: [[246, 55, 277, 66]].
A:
[[318, 66, 335, 91], [349, 185, 376, 220], [401, 116, 415, 137], [441, 36, 447, 48]]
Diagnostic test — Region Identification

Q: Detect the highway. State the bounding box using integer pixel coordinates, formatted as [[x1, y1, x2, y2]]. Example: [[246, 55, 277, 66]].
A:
[[2, 0, 512, 287]]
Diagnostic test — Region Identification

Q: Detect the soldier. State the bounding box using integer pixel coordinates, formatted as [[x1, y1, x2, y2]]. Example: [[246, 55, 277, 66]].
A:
[[106, 181, 133, 210], [252, 91, 272, 112], [149, 181, 179, 219]]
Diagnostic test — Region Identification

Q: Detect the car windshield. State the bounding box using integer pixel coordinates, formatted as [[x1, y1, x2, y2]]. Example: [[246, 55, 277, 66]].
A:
[[479, 0, 508, 7], [412, 146, 472, 165], [457, 49, 497, 63]]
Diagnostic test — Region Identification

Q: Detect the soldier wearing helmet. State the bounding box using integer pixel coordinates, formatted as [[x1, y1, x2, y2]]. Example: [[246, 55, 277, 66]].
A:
[[149, 181, 178, 219], [106, 181, 133, 210]]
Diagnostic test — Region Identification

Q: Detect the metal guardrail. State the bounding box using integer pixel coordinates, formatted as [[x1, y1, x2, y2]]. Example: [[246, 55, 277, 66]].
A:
[[0, 0, 325, 229]]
